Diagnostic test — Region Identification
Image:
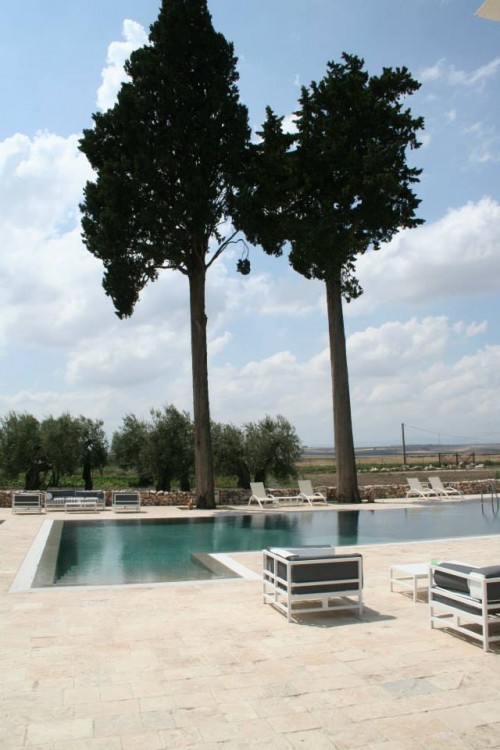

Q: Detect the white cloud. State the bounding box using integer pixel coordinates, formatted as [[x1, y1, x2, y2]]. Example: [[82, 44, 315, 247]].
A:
[[348, 317, 451, 377], [464, 122, 500, 163], [353, 197, 500, 314], [0, 131, 104, 354], [349, 337, 500, 445], [420, 132, 432, 148], [465, 320, 488, 337], [282, 112, 298, 134], [420, 57, 500, 89], [0, 131, 91, 232], [206, 316, 500, 445], [96, 19, 148, 111]]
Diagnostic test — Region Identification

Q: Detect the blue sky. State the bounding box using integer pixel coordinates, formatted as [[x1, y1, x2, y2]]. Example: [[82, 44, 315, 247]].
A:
[[1, 0, 499, 448]]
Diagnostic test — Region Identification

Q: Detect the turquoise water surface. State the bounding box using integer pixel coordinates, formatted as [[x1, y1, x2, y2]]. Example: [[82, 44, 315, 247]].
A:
[[35, 500, 500, 587]]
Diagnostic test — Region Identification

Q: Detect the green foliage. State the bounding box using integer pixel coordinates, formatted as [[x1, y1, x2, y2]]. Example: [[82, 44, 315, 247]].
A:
[[78, 417, 108, 490], [111, 414, 153, 485], [212, 414, 302, 489], [0, 407, 302, 495], [79, 0, 250, 314], [0, 411, 108, 490], [244, 414, 303, 484], [0, 412, 46, 488], [111, 406, 195, 491], [236, 53, 424, 292], [41, 413, 83, 486], [211, 421, 249, 488], [149, 406, 194, 491]]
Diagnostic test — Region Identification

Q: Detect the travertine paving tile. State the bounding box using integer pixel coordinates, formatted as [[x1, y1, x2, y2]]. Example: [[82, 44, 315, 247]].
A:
[[53, 739, 122, 750], [286, 728, 338, 748], [25, 718, 93, 745]]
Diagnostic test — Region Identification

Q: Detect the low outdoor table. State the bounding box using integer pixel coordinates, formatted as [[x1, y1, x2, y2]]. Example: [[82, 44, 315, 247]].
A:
[[390, 562, 430, 602]]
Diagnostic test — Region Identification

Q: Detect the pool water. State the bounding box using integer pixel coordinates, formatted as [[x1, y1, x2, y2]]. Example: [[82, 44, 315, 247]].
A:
[[32, 501, 500, 588]]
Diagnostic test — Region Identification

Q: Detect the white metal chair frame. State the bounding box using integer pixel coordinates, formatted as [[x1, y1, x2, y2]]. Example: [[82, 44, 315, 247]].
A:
[[430, 562, 500, 652], [263, 547, 363, 622]]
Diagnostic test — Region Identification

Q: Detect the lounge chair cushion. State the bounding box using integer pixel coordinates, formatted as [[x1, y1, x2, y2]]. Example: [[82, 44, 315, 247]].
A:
[[470, 565, 500, 602], [268, 546, 335, 560], [433, 562, 477, 594]]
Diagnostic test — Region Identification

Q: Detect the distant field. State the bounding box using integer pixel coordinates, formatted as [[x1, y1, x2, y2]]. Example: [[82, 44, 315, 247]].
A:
[[299, 454, 500, 469], [301, 446, 500, 469]]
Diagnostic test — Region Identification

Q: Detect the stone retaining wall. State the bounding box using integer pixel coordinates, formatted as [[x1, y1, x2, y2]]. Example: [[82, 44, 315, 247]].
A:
[[1, 479, 497, 508]]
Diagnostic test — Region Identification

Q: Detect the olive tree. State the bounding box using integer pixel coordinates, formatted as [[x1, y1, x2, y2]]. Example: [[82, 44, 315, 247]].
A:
[[0, 412, 48, 489], [149, 406, 194, 491], [41, 413, 82, 486], [211, 421, 249, 488], [78, 417, 108, 490], [111, 414, 153, 486], [212, 415, 302, 489]]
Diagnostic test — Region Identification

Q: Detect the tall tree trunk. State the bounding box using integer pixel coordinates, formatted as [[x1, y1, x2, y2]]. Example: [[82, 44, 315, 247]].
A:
[[325, 274, 360, 503], [156, 470, 171, 492], [25, 461, 50, 491], [189, 263, 215, 509], [82, 459, 93, 490], [179, 474, 191, 491]]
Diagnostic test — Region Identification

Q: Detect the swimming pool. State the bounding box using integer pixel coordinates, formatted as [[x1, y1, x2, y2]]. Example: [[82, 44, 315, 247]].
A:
[[25, 500, 500, 588]]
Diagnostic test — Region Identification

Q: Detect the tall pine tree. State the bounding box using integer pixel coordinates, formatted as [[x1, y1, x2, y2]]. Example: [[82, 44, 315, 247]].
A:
[[235, 54, 424, 502], [79, 1, 250, 508]]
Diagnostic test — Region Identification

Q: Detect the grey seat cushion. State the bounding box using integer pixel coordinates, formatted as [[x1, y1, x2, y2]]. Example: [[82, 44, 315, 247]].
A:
[[433, 563, 477, 594], [475, 565, 500, 601]]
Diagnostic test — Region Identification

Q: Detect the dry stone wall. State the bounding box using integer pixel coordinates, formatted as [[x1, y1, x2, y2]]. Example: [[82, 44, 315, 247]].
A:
[[1, 479, 497, 508]]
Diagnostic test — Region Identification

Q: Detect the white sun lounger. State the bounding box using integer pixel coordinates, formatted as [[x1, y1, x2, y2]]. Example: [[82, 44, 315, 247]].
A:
[[298, 480, 328, 505], [248, 482, 301, 509], [428, 476, 463, 497], [406, 477, 438, 498]]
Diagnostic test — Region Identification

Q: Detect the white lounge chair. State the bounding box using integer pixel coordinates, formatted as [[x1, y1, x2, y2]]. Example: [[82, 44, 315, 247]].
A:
[[112, 491, 141, 512], [248, 482, 300, 509], [428, 476, 463, 497], [298, 480, 328, 505], [406, 477, 438, 498], [248, 483, 279, 509]]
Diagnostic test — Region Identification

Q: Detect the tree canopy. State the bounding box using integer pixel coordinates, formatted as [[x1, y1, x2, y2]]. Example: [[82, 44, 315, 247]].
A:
[[0, 411, 108, 490], [212, 414, 302, 489], [111, 414, 153, 486], [149, 406, 194, 491], [79, 0, 251, 508]]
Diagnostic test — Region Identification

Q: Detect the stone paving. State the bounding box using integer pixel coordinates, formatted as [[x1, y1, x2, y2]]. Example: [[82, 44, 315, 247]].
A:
[[1, 502, 500, 749]]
